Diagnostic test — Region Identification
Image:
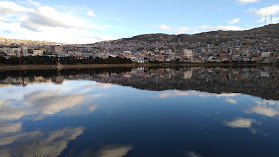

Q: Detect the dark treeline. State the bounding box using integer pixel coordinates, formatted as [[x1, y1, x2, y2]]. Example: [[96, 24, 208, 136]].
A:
[[0, 67, 132, 80], [0, 56, 132, 65]]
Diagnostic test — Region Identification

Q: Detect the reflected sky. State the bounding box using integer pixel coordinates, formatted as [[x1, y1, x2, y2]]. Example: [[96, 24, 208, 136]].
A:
[[1, 67, 279, 157]]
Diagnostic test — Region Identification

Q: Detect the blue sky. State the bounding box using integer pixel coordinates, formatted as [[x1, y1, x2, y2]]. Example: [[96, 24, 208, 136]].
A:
[[0, 0, 279, 43]]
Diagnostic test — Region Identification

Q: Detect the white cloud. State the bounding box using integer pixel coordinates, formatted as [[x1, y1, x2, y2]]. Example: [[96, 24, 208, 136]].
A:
[[0, 122, 22, 134], [30, 94, 88, 115], [95, 83, 114, 89], [225, 98, 238, 104], [158, 90, 240, 99], [225, 118, 256, 128], [158, 24, 190, 34], [0, 100, 9, 107], [236, 0, 260, 4], [245, 106, 279, 117], [254, 5, 279, 16], [159, 24, 245, 35], [20, 6, 103, 31], [256, 16, 279, 24], [0, 16, 7, 22], [159, 24, 172, 31], [0, 131, 38, 146], [18, 127, 84, 157], [174, 26, 190, 34], [26, 0, 40, 7], [257, 16, 266, 23], [0, 88, 101, 121], [95, 145, 133, 157], [87, 10, 96, 17], [0, 1, 31, 16], [0, 1, 110, 43], [0, 21, 112, 43], [229, 18, 240, 24], [0, 127, 84, 157], [199, 25, 244, 31]]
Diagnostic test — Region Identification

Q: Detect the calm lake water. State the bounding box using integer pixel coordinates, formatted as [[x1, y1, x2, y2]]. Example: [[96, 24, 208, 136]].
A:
[[0, 66, 279, 157]]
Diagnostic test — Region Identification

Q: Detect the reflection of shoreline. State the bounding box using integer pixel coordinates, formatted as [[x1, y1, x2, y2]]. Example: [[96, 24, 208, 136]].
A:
[[1, 67, 279, 100], [0, 62, 276, 71]]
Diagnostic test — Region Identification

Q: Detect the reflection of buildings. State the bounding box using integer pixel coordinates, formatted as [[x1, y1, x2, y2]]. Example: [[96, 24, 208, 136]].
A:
[[0, 66, 279, 100], [184, 69, 192, 79], [52, 76, 64, 84]]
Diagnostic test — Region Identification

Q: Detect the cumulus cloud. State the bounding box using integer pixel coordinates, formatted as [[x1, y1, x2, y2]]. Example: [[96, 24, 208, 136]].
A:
[[229, 18, 240, 24], [0, 131, 38, 147], [4, 25, 112, 43], [0, 16, 7, 22], [256, 16, 279, 24], [17, 127, 84, 157], [0, 89, 99, 121], [0, 80, 106, 121], [236, 0, 260, 4], [20, 6, 103, 31], [225, 98, 237, 104], [95, 83, 114, 89], [158, 24, 190, 34], [159, 24, 172, 31], [95, 145, 133, 157], [26, 0, 40, 7], [0, 1, 110, 43], [0, 127, 84, 157], [0, 1, 31, 16], [245, 106, 279, 117], [253, 5, 279, 16], [158, 90, 240, 98], [0, 105, 29, 120], [159, 24, 245, 35], [174, 26, 191, 34], [87, 10, 96, 17], [29, 94, 89, 115], [0, 122, 22, 134], [199, 25, 244, 31], [0, 100, 9, 107], [225, 118, 256, 128]]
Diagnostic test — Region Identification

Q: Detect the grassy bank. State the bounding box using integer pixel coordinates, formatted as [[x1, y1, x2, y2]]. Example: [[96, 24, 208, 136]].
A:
[[0, 62, 277, 71]]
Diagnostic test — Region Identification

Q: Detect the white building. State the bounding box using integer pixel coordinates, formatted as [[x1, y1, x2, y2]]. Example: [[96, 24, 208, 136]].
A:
[[261, 52, 270, 58], [32, 50, 44, 56], [183, 49, 193, 59]]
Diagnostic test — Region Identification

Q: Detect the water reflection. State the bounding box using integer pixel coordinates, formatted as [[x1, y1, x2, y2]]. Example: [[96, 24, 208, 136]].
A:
[[225, 117, 257, 128], [1, 66, 278, 100], [0, 67, 279, 156], [0, 127, 84, 157]]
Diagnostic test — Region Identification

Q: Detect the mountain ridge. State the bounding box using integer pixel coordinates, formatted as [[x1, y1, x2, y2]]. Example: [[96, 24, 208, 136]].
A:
[[1, 23, 279, 45]]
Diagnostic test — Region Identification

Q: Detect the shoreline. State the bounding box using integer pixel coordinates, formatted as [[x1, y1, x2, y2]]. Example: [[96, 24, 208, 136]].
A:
[[0, 63, 277, 71]]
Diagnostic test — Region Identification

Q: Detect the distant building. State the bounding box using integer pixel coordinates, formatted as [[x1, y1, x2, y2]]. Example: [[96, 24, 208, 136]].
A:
[[51, 45, 63, 54], [184, 70, 192, 79], [21, 46, 28, 56], [183, 49, 193, 60], [32, 50, 44, 56], [261, 52, 270, 58]]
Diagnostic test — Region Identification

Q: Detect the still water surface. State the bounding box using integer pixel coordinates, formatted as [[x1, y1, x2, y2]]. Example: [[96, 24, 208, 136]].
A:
[[0, 66, 279, 157]]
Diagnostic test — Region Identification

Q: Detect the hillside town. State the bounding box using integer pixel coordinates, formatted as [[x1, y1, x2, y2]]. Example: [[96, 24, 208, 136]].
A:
[[1, 24, 279, 63]]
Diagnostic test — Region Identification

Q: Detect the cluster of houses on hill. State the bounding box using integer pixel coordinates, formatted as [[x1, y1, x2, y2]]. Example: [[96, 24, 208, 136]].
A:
[[1, 36, 279, 63]]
